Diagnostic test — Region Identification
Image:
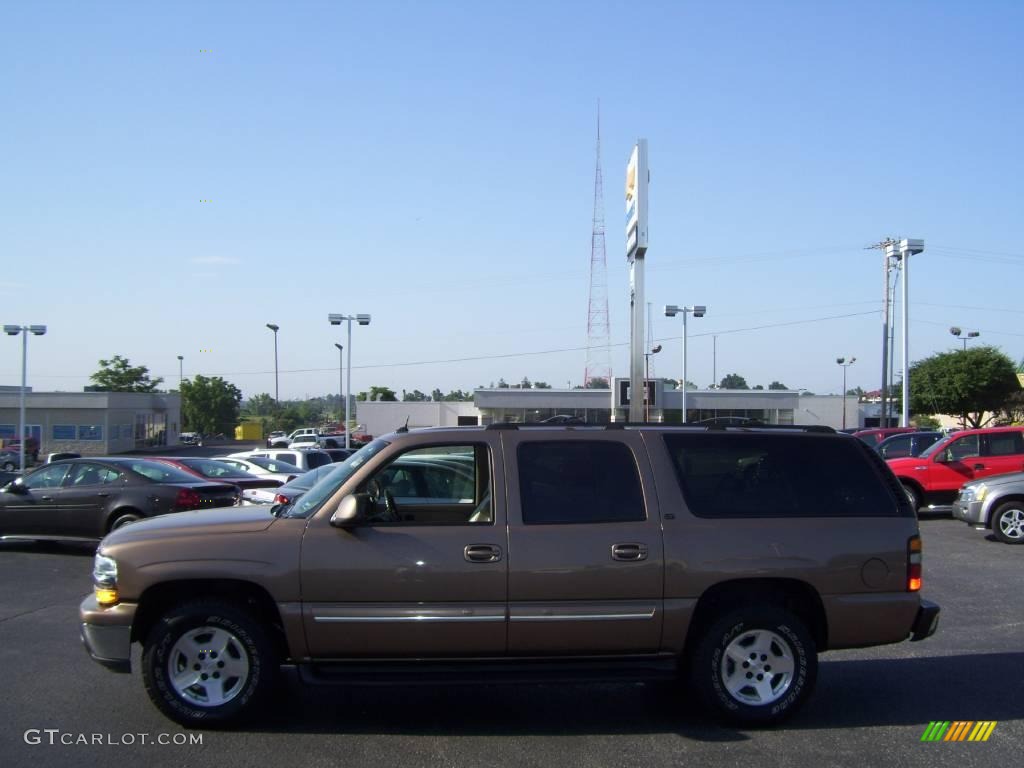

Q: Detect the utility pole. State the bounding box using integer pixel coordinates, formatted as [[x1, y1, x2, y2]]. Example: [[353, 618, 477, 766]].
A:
[[867, 238, 898, 427]]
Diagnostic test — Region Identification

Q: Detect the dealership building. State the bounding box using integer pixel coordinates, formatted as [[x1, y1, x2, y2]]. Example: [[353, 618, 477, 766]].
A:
[[357, 383, 862, 438], [0, 389, 181, 458]]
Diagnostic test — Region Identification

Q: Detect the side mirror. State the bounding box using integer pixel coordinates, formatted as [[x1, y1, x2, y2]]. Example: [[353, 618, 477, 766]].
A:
[[934, 451, 951, 464], [3, 481, 27, 494], [330, 494, 366, 529]]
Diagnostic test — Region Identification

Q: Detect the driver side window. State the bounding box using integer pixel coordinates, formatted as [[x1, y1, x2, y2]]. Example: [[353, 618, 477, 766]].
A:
[[23, 464, 71, 489], [361, 444, 491, 525], [947, 435, 980, 462]]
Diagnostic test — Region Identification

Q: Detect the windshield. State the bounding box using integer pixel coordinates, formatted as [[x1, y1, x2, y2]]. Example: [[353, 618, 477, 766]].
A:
[[282, 439, 389, 518]]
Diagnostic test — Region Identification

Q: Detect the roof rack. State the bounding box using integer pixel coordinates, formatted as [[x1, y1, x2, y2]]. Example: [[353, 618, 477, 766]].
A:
[[484, 422, 836, 434]]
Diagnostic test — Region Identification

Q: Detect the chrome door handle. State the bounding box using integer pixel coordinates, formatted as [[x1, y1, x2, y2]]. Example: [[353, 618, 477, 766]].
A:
[[973, 464, 985, 471], [611, 543, 648, 561], [40, 496, 53, 502], [464, 544, 502, 563]]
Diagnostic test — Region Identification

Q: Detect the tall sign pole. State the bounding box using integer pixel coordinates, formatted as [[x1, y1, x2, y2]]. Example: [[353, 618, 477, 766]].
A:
[[626, 139, 649, 422]]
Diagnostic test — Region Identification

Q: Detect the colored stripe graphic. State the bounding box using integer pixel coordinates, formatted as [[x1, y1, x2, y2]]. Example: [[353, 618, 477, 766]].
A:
[[947, 721, 972, 741], [921, 721, 949, 741], [968, 722, 997, 741], [921, 721, 996, 742]]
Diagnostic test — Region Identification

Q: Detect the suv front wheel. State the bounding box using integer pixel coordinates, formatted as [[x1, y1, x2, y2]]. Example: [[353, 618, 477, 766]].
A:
[[142, 599, 277, 727], [690, 606, 817, 725]]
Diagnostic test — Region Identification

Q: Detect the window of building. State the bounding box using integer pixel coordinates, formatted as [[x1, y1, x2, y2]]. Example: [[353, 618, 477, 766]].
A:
[[78, 425, 103, 441], [518, 441, 645, 524], [53, 425, 76, 440]]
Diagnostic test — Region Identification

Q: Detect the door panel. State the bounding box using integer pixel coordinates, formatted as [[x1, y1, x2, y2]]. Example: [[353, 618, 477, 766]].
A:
[[980, 431, 1024, 479], [300, 437, 507, 658], [504, 432, 664, 655]]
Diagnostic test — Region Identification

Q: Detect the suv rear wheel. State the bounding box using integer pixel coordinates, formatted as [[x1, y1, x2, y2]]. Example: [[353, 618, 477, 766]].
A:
[[142, 599, 276, 727], [690, 606, 817, 725], [992, 501, 1024, 544]]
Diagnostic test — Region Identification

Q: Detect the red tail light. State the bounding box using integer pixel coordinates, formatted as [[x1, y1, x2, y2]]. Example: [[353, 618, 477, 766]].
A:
[[174, 488, 202, 511], [907, 535, 922, 591], [274, 494, 290, 505]]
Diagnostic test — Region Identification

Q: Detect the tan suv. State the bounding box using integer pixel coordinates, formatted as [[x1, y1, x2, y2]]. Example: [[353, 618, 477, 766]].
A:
[[80, 424, 939, 728]]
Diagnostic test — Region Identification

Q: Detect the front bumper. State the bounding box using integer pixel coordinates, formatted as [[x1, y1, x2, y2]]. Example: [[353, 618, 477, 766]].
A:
[[952, 498, 985, 525], [909, 599, 940, 641], [79, 594, 136, 673]]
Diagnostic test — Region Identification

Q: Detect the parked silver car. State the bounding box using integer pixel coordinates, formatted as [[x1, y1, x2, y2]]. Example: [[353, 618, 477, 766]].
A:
[[952, 472, 1024, 544]]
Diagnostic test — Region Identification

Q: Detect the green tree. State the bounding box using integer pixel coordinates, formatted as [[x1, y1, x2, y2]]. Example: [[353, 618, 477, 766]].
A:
[[180, 375, 242, 435], [403, 389, 429, 402], [497, 378, 510, 389], [243, 393, 276, 416], [719, 373, 749, 389], [909, 346, 1019, 428], [584, 377, 609, 389], [442, 389, 472, 401], [533, 381, 552, 389], [768, 381, 788, 390], [90, 355, 163, 392], [753, 384, 764, 390], [357, 386, 398, 402]]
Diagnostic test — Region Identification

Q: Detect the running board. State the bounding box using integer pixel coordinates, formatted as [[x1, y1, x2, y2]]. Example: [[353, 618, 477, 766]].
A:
[[297, 656, 679, 687]]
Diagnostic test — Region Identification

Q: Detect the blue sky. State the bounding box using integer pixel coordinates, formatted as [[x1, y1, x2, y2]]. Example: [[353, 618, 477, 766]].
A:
[[2, 0, 1023, 400]]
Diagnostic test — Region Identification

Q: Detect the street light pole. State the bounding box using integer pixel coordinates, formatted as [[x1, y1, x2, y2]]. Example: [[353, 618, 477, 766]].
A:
[[836, 357, 856, 430], [664, 305, 706, 424], [4, 324, 47, 472], [897, 239, 924, 427], [949, 327, 980, 351], [328, 313, 371, 449], [177, 355, 183, 389], [266, 324, 280, 402], [334, 343, 343, 427]]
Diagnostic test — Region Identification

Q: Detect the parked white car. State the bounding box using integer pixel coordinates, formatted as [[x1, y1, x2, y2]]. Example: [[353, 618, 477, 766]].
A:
[[226, 448, 333, 471], [288, 434, 321, 449], [212, 455, 305, 484]]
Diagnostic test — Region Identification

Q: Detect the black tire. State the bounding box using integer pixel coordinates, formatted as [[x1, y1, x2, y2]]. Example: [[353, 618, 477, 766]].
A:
[[690, 606, 817, 725], [992, 501, 1024, 544], [108, 512, 141, 532], [1, 461, 14, 471], [902, 483, 921, 512], [142, 599, 277, 728]]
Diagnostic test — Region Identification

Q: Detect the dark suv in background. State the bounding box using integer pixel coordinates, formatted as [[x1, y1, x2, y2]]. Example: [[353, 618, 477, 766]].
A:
[[876, 431, 943, 459]]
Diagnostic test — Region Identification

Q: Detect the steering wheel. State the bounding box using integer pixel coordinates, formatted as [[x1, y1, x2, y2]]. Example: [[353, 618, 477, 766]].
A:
[[382, 490, 399, 521], [366, 480, 400, 522]]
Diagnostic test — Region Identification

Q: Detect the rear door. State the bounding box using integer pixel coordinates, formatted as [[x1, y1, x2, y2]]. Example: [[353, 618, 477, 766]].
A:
[[504, 431, 664, 655], [980, 430, 1024, 479], [51, 462, 124, 537]]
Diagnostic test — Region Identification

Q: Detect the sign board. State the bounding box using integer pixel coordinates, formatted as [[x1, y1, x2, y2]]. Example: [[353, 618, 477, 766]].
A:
[[615, 378, 658, 408], [625, 139, 649, 261]]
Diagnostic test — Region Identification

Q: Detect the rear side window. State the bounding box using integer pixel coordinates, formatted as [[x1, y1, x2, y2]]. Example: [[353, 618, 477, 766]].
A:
[[305, 452, 331, 469], [985, 431, 1024, 457], [518, 441, 645, 524], [663, 433, 901, 518]]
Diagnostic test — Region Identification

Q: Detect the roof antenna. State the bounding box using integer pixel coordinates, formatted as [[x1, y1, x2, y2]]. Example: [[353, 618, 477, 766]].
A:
[[396, 416, 410, 434]]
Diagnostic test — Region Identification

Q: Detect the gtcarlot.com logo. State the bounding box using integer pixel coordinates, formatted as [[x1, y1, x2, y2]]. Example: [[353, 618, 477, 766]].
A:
[[921, 721, 997, 742], [24, 730, 203, 746]]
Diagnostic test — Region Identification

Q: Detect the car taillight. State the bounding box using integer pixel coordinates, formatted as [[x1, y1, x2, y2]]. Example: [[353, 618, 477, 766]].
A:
[[274, 494, 290, 505], [175, 488, 202, 511], [907, 535, 922, 591]]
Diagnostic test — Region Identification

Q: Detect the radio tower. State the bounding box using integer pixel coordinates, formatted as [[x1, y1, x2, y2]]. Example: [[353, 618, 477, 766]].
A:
[[584, 105, 612, 388]]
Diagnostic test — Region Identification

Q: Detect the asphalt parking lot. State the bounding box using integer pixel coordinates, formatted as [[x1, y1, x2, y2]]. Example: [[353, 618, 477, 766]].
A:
[[0, 515, 1020, 768]]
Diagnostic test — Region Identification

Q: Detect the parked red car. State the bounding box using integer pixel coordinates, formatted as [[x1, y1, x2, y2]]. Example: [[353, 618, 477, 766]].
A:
[[886, 426, 1024, 512]]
